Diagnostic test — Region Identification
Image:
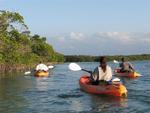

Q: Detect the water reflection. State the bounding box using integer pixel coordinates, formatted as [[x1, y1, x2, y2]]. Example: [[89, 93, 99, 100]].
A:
[[89, 95, 128, 112], [35, 77, 50, 91], [0, 74, 31, 112]]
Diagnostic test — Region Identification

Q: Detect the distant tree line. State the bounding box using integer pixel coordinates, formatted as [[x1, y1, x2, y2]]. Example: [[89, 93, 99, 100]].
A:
[[0, 10, 64, 65], [65, 54, 150, 62]]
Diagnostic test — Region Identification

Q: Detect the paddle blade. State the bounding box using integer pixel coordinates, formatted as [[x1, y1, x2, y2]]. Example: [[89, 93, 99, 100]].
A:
[[24, 71, 31, 75], [48, 65, 54, 69], [69, 63, 82, 71], [113, 60, 119, 64]]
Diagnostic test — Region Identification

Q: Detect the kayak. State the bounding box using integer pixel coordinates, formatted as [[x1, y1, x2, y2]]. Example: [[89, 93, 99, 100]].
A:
[[34, 70, 49, 77], [79, 75, 127, 97], [114, 68, 140, 78]]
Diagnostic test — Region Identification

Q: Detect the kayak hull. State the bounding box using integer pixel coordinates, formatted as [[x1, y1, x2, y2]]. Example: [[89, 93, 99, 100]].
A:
[[34, 71, 49, 77], [114, 68, 139, 78], [79, 75, 127, 97]]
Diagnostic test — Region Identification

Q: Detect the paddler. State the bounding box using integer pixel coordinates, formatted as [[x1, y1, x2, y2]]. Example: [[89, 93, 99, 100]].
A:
[[91, 56, 113, 85], [119, 57, 134, 72]]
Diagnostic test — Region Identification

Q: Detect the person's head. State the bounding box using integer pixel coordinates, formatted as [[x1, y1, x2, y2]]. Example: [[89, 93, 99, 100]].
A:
[[121, 57, 127, 62], [99, 56, 107, 72]]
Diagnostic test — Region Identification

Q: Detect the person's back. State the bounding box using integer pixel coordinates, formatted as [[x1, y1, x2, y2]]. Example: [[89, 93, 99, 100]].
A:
[[36, 62, 49, 71], [119, 58, 134, 72], [91, 56, 112, 85]]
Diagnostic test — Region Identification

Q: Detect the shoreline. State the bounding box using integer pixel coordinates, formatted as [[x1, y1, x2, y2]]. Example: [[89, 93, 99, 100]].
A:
[[0, 62, 61, 73], [0, 63, 35, 73]]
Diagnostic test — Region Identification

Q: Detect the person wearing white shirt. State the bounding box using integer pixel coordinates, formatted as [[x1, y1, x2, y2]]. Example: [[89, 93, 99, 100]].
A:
[[91, 56, 112, 85], [35, 62, 48, 71]]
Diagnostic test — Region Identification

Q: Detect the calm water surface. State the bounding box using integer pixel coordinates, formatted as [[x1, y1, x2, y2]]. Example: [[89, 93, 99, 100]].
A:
[[0, 61, 150, 113]]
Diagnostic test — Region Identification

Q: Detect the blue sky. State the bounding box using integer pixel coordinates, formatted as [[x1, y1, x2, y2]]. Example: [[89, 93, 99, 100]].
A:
[[0, 0, 150, 55]]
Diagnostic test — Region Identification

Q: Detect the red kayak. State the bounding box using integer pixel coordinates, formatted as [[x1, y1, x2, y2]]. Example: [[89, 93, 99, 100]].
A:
[[79, 75, 127, 97], [114, 68, 140, 78]]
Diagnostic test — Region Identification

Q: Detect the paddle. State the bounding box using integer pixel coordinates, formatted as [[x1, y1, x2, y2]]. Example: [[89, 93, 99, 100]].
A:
[[68, 63, 121, 82], [24, 65, 54, 75], [113, 60, 120, 64], [48, 65, 54, 69], [68, 63, 92, 74], [24, 71, 31, 75]]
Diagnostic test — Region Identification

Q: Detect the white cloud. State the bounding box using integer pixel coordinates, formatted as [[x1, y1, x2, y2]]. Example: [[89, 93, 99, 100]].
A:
[[48, 32, 150, 55], [96, 32, 134, 44], [70, 32, 85, 40]]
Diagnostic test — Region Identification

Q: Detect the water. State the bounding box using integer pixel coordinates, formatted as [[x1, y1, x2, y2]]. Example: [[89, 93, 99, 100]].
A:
[[0, 61, 150, 113]]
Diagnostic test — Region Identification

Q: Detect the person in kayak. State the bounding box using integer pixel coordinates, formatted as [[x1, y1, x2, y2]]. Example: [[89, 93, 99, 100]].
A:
[[91, 56, 112, 85], [35, 61, 49, 71], [119, 57, 134, 72]]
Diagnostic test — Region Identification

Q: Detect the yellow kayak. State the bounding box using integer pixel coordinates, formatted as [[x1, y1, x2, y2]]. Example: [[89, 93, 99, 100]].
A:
[[114, 68, 140, 78], [34, 70, 49, 77]]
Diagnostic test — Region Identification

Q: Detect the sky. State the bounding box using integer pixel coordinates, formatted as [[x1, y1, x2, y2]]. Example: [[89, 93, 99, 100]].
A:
[[0, 0, 150, 55]]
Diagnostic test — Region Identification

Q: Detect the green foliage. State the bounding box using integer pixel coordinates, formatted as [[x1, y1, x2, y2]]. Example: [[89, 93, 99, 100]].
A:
[[0, 10, 28, 32], [65, 55, 97, 62], [52, 52, 65, 62], [31, 34, 55, 61], [65, 54, 150, 62], [0, 10, 64, 65]]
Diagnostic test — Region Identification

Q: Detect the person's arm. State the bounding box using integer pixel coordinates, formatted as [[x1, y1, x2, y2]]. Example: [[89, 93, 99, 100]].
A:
[[129, 62, 134, 71]]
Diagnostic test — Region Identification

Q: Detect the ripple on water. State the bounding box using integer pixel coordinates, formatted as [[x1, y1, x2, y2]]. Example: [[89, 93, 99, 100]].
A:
[[57, 88, 83, 99], [57, 93, 83, 99]]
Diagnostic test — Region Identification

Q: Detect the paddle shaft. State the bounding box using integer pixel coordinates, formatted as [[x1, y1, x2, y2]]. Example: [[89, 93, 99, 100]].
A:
[[81, 69, 92, 74]]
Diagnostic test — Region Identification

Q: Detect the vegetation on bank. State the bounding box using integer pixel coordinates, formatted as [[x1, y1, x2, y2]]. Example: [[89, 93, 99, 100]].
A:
[[0, 10, 64, 67], [65, 54, 150, 62]]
